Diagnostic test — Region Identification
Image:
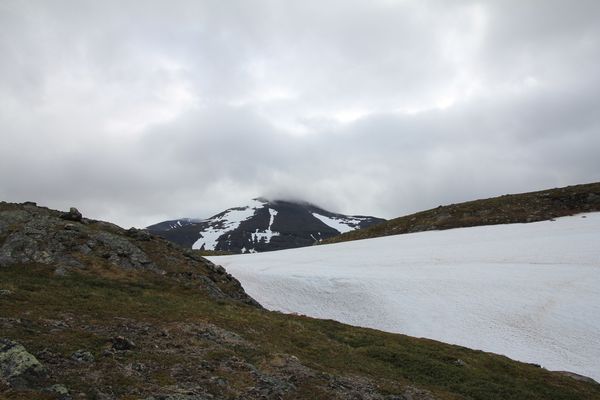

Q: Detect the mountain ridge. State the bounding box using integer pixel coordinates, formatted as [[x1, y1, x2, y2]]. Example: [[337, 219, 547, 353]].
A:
[[324, 181, 600, 244]]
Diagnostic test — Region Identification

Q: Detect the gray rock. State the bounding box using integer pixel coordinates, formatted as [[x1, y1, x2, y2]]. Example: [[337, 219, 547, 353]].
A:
[[94, 392, 115, 400], [63, 223, 76, 230], [54, 266, 69, 276], [398, 386, 437, 400], [91, 231, 155, 269], [0, 289, 12, 296], [44, 383, 71, 399], [60, 207, 83, 222], [0, 338, 49, 389], [0, 210, 31, 225], [452, 359, 466, 367], [71, 350, 95, 363], [126, 227, 152, 241], [111, 336, 136, 351]]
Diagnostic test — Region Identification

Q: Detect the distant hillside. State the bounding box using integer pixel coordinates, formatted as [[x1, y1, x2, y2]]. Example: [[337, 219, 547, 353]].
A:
[[324, 182, 600, 244], [148, 198, 385, 253]]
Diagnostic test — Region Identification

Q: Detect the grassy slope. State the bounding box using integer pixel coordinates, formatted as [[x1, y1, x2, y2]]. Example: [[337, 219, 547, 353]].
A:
[[1, 265, 599, 399], [324, 182, 600, 244]]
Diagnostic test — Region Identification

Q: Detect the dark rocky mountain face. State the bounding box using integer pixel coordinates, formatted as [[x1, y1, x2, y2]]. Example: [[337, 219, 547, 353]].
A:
[[147, 199, 385, 253]]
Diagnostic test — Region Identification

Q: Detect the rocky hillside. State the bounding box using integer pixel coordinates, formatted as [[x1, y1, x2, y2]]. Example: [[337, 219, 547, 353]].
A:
[[325, 182, 600, 244], [147, 199, 385, 253], [0, 202, 256, 306], [1, 202, 600, 400]]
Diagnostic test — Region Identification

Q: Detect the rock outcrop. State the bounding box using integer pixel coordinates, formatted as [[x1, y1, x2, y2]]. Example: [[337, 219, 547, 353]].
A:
[[0, 201, 259, 306]]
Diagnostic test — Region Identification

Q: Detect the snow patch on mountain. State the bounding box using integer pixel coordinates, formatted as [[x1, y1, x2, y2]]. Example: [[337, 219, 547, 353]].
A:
[[193, 199, 265, 250], [311, 212, 364, 233], [211, 213, 600, 381], [251, 208, 280, 245]]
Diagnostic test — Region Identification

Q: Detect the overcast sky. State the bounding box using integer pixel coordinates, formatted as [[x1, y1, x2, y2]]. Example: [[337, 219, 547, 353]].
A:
[[1, 0, 600, 228]]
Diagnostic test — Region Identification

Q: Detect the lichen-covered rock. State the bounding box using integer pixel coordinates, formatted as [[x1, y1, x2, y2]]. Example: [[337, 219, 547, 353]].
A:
[[71, 350, 95, 363], [0, 338, 48, 389], [91, 231, 155, 269], [44, 383, 71, 399]]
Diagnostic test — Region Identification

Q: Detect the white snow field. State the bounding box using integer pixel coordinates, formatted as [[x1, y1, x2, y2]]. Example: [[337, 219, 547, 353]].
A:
[[209, 213, 600, 381]]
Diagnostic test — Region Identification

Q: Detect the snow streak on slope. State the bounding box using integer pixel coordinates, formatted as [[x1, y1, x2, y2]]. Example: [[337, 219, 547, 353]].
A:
[[210, 214, 600, 381], [193, 199, 264, 250], [251, 208, 280, 245], [311, 213, 364, 233]]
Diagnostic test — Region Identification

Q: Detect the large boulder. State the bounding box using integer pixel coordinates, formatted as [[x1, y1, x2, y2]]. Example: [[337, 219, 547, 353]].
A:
[[60, 207, 83, 222], [0, 339, 48, 389]]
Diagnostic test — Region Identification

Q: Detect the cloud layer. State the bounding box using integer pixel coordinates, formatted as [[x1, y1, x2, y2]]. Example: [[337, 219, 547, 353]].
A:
[[1, 0, 599, 227]]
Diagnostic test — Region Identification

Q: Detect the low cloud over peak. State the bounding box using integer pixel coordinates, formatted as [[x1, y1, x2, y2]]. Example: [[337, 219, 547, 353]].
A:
[[1, 1, 599, 227]]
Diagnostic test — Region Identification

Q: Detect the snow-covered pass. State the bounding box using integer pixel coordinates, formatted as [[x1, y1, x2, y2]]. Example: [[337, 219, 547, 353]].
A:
[[209, 213, 600, 381]]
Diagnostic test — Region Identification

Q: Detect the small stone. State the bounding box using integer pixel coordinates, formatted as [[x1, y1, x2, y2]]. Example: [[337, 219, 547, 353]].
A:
[[63, 223, 79, 231], [101, 348, 116, 357], [453, 359, 466, 367], [111, 336, 136, 351], [159, 329, 170, 337], [0, 289, 12, 296], [71, 350, 95, 363], [44, 383, 71, 399], [132, 362, 146, 372]]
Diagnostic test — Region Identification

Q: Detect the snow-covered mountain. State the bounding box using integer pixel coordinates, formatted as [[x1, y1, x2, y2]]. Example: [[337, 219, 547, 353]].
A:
[[147, 198, 385, 253], [210, 212, 600, 382]]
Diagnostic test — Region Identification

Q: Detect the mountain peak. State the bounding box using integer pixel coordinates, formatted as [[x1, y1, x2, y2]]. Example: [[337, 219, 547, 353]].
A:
[[148, 199, 385, 253]]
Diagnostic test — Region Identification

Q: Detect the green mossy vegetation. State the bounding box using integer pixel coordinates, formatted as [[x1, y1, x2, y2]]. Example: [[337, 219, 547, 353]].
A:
[[1, 264, 599, 399]]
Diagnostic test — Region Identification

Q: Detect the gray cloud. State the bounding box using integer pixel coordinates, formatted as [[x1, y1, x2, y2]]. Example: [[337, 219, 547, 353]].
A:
[[1, 0, 599, 227]]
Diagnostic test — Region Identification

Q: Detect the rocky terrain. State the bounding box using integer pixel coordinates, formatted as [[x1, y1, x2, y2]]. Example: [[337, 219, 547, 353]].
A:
[[147, 199, 384, 253], [325, 182, 600, 244], [1, 201, 600, 399], [0, 202, 256, 306]]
